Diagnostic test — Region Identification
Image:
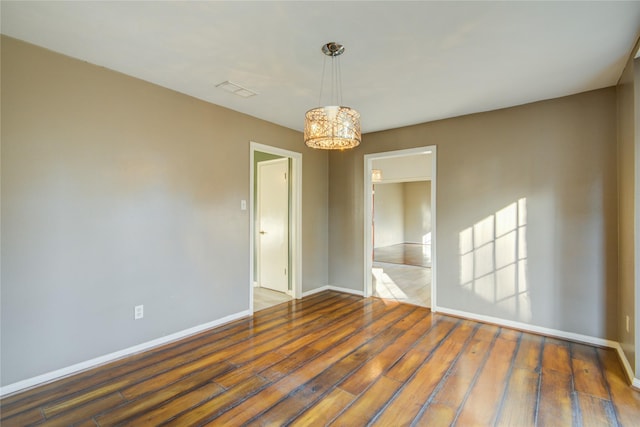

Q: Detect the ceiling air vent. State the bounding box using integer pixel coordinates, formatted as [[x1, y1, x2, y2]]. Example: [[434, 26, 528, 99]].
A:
[[215, 80, 258, 98]]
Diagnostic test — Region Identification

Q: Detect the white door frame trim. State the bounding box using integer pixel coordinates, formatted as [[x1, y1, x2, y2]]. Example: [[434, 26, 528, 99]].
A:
[[250, 142, 302, 313], [364, 146, 438, 311]]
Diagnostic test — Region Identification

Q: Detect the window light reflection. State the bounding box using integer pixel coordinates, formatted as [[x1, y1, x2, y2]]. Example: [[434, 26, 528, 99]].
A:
[[459, 198, 530, 320]]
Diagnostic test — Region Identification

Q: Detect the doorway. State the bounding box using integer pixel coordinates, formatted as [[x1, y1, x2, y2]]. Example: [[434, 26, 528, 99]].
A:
[[364, 146, 437, 309], [250, 142, 302, 313], [257, 158, 289, 294]]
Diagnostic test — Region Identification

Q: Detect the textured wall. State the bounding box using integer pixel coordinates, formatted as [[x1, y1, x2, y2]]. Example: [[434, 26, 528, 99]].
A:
[[403, 181, 431, 244], [329, 88, 618, 340], [1, 36, 328, 386], [373, 183, 404, 248]]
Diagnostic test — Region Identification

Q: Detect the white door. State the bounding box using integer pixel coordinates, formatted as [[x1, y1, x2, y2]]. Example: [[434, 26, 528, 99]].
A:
[[257, 158, 289, 293]]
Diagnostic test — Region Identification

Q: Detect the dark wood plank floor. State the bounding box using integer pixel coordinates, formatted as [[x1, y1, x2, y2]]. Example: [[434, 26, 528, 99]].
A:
[[2, 291, 639, 426]]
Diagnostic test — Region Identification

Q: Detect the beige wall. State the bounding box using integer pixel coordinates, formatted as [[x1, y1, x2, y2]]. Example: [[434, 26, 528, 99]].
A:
[[373, 181, 432, 248], [617, 55, 637, 373], [404, 181, 431, 244], [373, 183, 404, 248], [0, 36, 328, 386], [330, 88, 619, 340]]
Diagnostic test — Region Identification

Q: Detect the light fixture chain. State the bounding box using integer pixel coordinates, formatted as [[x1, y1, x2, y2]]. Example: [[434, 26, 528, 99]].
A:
[[319, 55, 328, 106], [337, 54, 343, 106], [331, 54, 336, 105]]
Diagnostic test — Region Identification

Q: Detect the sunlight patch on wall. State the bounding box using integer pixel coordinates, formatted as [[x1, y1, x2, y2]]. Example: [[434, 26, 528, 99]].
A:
[[459, 198, 530, 321], [422, 232, 432, 263]]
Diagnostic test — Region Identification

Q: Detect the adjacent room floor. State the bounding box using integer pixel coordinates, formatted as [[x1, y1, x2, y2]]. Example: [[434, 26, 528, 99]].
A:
[[254, 243, 432, 311], [373, 243, 431, 307], [372, 261, 431, 307], [254, 286, 291, 312]]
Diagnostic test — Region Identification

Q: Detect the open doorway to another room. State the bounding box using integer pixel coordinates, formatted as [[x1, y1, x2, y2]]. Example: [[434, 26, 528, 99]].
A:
[[250, 143, 302, 312], [365, 147, 436, 308]]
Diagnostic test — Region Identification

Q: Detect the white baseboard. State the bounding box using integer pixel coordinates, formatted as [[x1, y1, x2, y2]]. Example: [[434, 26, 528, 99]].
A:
[[436, 306, 617, 347], [302, 285, 364, 298], [612, 343, 640, 390], [437, 306, 640, 388], [327, 285, 364, 296], [302, 285, 329, 297], [0, 309, 251, 397]]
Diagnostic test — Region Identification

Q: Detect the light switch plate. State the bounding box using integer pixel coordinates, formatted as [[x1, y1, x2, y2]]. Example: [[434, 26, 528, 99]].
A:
[[134, 305, 144, 320]]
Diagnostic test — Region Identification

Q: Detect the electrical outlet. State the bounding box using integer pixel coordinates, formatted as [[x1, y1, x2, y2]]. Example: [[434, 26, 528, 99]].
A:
[[241, 200, 247, 210], [134, 305, 144, 320], [626, 315, 630, 333]]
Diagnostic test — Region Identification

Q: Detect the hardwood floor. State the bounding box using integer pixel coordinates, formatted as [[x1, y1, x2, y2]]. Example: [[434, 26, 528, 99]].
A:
[[2, 291, 639, 426], [372, 261, 431, 307], [373, 243, 431, 307], [374, 243, 431, 268]]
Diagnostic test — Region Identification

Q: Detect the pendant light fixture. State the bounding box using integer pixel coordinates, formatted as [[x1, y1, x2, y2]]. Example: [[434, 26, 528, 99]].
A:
[[304, 42, 361, 150]]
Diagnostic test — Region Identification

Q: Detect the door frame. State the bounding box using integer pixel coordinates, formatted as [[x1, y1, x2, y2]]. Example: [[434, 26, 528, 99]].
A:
[[363, 146, 438, 311], [250, 142, 302, 312]]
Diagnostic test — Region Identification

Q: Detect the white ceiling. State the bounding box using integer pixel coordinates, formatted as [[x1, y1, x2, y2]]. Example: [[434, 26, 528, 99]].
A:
[[2, 1, 639, 133]]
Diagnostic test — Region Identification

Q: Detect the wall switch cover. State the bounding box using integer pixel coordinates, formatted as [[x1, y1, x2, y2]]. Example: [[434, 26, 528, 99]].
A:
[[134, 305, 144, 320]]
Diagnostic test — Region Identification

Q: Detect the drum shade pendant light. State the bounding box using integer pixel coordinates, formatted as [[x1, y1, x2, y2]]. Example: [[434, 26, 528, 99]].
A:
[[304, 42, 361, 150]]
